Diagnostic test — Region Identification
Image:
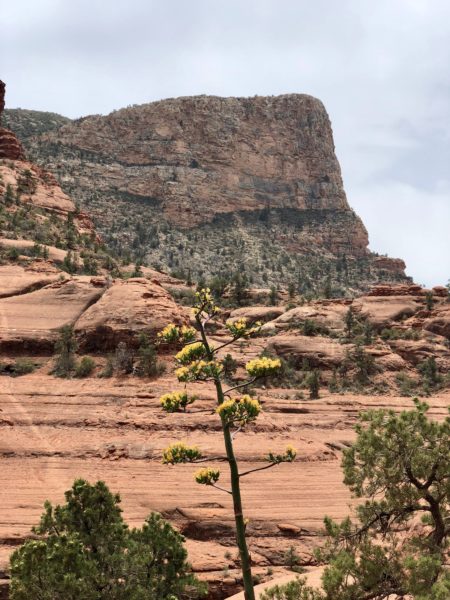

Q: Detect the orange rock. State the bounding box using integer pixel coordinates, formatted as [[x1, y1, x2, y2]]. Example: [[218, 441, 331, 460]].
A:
[[74, 277, 189, 351]]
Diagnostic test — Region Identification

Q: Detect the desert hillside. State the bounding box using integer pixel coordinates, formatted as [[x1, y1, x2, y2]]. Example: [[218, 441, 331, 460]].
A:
[[6, 94, 409, 295], [1, 79, 449, 599]]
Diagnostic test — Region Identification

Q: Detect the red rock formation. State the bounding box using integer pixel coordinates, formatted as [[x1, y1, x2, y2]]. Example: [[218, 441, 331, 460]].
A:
[[0, 80, 25, 160]]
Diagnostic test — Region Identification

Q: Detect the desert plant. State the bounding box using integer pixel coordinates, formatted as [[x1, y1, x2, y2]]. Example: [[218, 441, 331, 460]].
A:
[[135, 334, 165, 377], [349, 344, 376, 385], [158, 290, 296, 599], [9, 479, 206, 599], [419, 356, 442, 393], [344, 306, 355, 336], [98, 355, 114, 378], [307, 370, 320, 399], [395, 371, 418, 396], [52, 325, 77, 377], [75, 356, 95, 378], [113, 341, 133, 375], [262, 400, 450, 600]]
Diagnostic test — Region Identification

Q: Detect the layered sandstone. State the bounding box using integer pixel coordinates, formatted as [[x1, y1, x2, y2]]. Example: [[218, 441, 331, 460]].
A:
[[0, 81, 25, 160], [15, 94, 409, 292]]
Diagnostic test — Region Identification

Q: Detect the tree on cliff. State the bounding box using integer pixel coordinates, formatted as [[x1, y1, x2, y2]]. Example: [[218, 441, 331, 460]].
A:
[[10, 479, 205, 600], [158, 289, 297, 600], [261, 399, 450, 600]]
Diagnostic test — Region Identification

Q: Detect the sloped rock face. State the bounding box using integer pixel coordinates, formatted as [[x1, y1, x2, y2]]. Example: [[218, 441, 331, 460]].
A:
[[0, 277, 105, 353], [74, 277, 189, 351], [0, 80, 25, 160], [18, 94, 409, 293]]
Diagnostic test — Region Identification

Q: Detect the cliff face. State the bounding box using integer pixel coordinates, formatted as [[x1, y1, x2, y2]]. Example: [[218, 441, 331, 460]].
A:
[[0, 80, 25, 160], [16, 94, 408, 294]]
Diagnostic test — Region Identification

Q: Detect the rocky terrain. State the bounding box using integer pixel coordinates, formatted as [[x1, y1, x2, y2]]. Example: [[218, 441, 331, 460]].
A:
[[5, 93, 410, 295], [1, 80, 449, 599]]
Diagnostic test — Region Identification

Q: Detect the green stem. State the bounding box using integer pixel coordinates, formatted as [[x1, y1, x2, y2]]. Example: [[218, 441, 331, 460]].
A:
[[197, 315, 255, 600]]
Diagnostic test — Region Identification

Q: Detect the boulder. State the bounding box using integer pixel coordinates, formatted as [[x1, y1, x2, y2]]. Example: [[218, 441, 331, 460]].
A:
[[0, 264, 60, 298], [423, 304, 450, 340], [74, 278, 188, 351], [0, 277, 105, 353], [388, 338, 450, 368], [263, 301, 348, 333], [353, 296, 421, 328], [266, 334, 348, 368], [229, 305, 285, 324]]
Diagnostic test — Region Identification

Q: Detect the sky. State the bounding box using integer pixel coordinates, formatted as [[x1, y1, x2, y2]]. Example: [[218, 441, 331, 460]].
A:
[[1, 0, 449, 286]]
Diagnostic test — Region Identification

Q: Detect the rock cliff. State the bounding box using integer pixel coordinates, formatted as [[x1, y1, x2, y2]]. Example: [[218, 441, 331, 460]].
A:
[[0, 81, 25, 160], [11, 94, 409, 295]]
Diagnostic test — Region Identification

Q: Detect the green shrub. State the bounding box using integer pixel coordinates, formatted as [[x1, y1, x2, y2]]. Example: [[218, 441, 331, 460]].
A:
[[98, 355, 114, 378], [9, 479, 206, 600], [395, 371, 418, 396], [52, 325, 77, 377], [75, 356, 95, 378], [12, 358, 36, 376], [307, 369, 320, 399], [135, 335, 166, 378], [0, 358, 36, 377]]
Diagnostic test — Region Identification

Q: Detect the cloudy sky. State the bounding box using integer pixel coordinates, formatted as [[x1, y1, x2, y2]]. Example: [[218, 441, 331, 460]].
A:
[[2, 0, 449, 286]]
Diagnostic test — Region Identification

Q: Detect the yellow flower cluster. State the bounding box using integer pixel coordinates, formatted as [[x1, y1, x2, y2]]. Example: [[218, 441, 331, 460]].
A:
[[175, 341, 207, 365], [216, 395, 261, 426], [160, 391, 196, 412], [162, 442, 202, 464], [158, 323, 197, 344], [157, 323, 180, 343], [176, 360, 223, 382], [245, 356, 282, 377], [193, 288, 220, 317], [195, 467, 220, 485], [267, 445, 297, 465], [181, 325, 197, 342], [225, 318, 262, 339]]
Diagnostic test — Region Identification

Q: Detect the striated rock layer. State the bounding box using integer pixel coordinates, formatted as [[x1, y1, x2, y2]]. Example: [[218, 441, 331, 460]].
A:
[[0, 81, 25, 160], [13, 94, 409, 294]]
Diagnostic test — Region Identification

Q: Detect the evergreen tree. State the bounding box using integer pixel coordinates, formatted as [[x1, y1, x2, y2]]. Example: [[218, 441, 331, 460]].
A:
[[261, 400, 450, 600], [10, 480, 205, 600], [53, 325, 77, 377]]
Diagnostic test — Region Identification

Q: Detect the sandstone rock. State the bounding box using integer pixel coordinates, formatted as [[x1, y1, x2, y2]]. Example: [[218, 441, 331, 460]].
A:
[[0, 127, 25, 160], [229, 306, 285, 324], [263, 301, 349, 333], [367, 283, 424, 296], [0, 80, 25, 160], [0, 264, 60, 298], [0, 161, 75, 215], [366, 347, 408, 371], [423, 304, 450, 340], [353, 296, 421, 327], [389, 338, 450, 367], [0, 277, 105, 353], [74, 277, 188, 351], [19, 94, 408, 291], [431, 286, 449, 298], [0, 238, 68, 264], [266, 334, 348, 368]]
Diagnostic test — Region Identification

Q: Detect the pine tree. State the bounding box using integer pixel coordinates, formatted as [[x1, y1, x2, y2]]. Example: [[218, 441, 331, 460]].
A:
[[10, 480, 205, 600]]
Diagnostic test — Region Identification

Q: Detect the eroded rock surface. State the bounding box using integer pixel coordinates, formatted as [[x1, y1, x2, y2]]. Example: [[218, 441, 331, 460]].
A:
[[15, 94, 410, 292], [74, 277, 189, 350]]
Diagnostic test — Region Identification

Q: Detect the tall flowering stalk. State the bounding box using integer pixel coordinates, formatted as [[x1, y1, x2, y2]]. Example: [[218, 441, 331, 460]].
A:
[[158, 289, 296, 600]]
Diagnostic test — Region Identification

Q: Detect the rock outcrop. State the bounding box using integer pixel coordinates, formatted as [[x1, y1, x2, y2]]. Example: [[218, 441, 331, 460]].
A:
[[13, 94, 410, 293], [0, 80, 25, 160], [74, 277, 189, 351]]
